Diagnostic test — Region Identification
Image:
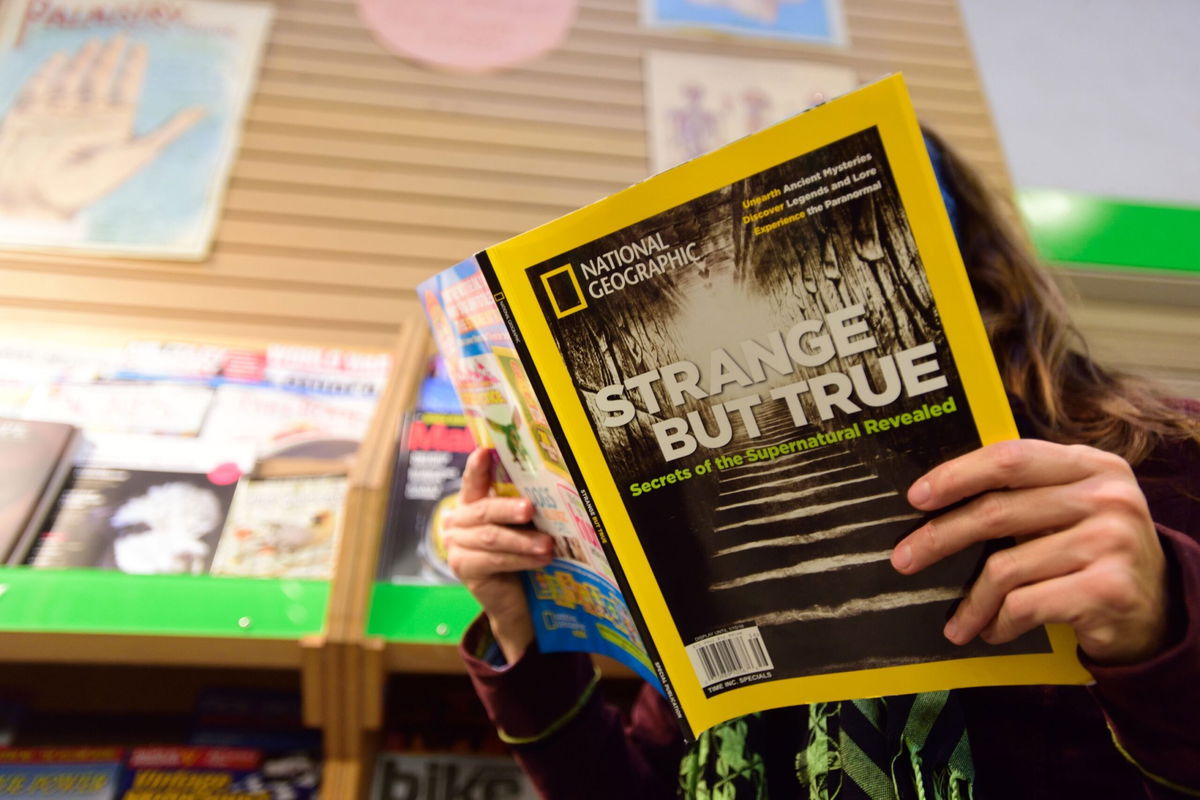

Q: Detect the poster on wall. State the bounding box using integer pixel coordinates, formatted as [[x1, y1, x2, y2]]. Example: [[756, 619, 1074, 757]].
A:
[[0, 0, 272, 259], [358, 0, 578, 74], [642, 0, 847, 46], [644, 50, 857, 173]]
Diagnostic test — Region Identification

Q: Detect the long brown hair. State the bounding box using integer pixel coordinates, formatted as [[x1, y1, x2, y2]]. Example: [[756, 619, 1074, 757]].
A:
[[924, 128, 1199, 466]]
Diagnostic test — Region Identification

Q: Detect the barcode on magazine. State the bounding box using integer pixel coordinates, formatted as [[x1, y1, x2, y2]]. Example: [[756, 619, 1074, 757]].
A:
[[686, 626, 775, 688]]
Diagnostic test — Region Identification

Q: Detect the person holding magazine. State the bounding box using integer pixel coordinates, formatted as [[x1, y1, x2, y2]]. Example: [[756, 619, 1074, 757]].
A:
[[441, 130, 1200, 799]]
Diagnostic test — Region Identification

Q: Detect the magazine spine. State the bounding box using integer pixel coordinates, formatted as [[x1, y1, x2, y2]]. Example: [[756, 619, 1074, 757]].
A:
[[473, 250, 695, 742], [5, 427, 81, 566], [376, 411, 415, 581]]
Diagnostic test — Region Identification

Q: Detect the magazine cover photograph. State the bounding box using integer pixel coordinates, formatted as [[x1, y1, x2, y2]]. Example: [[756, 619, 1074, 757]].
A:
[[526, 123, 1053, 681], [481, 76, 1088, 737], [0, 0, 271, 258]]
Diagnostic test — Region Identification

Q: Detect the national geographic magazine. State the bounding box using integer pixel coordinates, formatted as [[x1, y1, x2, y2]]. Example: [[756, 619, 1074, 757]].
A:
[[418, 75, 1089, 742]]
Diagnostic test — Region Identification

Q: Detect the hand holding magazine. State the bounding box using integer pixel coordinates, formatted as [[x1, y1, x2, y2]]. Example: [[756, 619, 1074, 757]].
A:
[[419, 75, 1089, 742]]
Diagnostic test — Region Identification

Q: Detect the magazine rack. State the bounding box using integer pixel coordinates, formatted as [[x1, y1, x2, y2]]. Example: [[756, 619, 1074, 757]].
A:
[[0, 316, 430, 791]]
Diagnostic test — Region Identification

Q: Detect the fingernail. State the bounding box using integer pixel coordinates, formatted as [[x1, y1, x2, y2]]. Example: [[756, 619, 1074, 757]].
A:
[[909, 480, 932, 508], [944, 619, 960, 643], [892, 542, 912, 571]]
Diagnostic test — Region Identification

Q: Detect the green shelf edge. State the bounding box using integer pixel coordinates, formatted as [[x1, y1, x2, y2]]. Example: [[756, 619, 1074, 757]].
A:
[[366, 583, 480, 645], [0, 567, 329, 639], [1017, 188, 1200, 274]]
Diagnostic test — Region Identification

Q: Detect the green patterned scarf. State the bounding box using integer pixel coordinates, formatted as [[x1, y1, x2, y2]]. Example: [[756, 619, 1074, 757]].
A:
[[679, 693, 975, 800]]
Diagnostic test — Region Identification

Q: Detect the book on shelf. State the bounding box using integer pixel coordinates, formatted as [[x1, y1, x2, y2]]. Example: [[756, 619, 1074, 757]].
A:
[[0, 417, 81, 564], [417, 74, 1090, 741]]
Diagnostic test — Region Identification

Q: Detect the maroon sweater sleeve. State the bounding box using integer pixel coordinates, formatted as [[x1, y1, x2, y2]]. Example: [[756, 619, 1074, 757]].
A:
[[1082, 410, 1200, 796], [1083, 523, 1200, 796], [460, 615, 684, 799]]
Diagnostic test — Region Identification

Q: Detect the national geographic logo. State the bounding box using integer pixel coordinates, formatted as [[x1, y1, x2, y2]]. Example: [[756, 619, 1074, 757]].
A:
[[539, 264, 587, 319]]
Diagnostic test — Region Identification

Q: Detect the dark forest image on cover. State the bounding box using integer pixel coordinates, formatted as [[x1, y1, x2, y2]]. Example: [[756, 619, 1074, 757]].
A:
[[526, 127, 1050, 690]]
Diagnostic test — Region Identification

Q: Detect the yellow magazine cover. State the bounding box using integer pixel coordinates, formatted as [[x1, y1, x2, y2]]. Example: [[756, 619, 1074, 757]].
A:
[[456, 75, 1090, 741]]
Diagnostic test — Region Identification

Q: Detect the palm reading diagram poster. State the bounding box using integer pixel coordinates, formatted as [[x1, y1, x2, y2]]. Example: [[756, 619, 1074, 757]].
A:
[[0, 0, 271, 258]]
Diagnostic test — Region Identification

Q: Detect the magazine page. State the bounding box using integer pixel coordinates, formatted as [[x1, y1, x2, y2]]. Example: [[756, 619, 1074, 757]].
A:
[[478, 75, 1089, 739], [418, 259, 660, 686], [0, 0, 272, 258]]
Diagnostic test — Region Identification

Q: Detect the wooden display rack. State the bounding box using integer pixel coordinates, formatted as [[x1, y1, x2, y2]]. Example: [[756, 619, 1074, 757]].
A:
[[0, 317, 430, 792]]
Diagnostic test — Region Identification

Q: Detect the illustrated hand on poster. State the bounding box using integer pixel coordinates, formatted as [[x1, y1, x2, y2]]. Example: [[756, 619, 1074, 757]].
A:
[[0, 35, 206, 221]]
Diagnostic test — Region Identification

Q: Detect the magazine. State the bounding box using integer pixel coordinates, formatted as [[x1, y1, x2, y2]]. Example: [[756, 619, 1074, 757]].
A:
[[370, 752, 536, 800], [376, 411, 474, 585], [420, 259, 659, 687], [419, 75, 1090, 741], [644, 50, 857, 173], [209, 474, 347, 579], [198, 384, 379, 457], [0, 747, 123, 800], [25, 433, 253, 573], [0, 0, 271, 259], [119, 746, 313, 800], [22, 381, 215, 436], [0, 417, 80, 563]]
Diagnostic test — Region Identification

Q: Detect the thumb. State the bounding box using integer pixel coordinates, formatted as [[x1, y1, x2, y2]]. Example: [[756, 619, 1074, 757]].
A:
[[459, 447, 495, 505], [134, 105, 206, 156]]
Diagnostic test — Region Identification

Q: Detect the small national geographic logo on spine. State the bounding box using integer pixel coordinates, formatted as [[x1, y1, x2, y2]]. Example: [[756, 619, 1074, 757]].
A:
[[540, 264, 588, 319]]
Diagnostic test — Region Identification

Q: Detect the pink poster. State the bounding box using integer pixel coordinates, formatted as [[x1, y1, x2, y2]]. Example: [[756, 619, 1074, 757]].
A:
[[358, 0, 578, 73]]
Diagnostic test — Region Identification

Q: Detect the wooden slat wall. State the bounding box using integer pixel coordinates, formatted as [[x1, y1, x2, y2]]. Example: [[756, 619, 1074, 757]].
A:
[[1060, 271, 1200, 399], [0, 0, 1012, 349], [7, 0, 1186, 398]]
